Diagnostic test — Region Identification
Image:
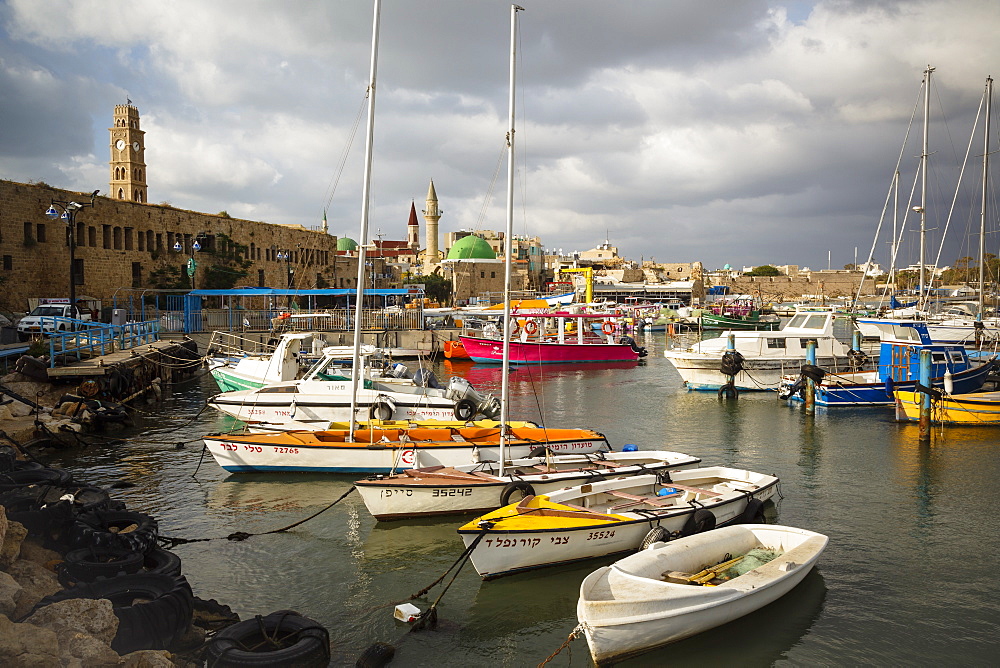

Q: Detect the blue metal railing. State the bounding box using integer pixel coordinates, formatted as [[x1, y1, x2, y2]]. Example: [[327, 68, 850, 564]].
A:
[[40, 317, 160, 367]]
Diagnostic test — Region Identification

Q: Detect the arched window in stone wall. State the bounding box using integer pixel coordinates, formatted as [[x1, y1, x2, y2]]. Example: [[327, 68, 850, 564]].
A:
[[117, 188, 124, 199]]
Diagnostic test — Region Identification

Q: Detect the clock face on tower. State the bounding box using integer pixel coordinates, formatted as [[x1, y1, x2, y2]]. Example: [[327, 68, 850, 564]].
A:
[[133, 141, 140, 152], [115, 139, 125, 150]]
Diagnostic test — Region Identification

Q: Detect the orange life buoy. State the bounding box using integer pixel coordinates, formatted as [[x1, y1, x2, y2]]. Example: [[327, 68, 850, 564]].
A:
[[602, 320, 615, 335], [524, 320, 538, 336], [278, 312, 291, 320], [509, 322, 521, 337]]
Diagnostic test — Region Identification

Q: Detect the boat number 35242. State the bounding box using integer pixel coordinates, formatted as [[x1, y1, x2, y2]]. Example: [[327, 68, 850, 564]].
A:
[[432, 488, 472, 497]]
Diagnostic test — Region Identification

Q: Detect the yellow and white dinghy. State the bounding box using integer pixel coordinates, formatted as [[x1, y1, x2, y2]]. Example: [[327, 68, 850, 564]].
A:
[[456, 466, 778, 579], [578, 524, 828, 665], [354, 449, 703, 521]]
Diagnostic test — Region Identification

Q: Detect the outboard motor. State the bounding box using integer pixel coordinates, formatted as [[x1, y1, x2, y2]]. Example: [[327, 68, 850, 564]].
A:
[[412, 368, 441, 389], [445, 376, 501, 420], [618, 335, 648, 358]]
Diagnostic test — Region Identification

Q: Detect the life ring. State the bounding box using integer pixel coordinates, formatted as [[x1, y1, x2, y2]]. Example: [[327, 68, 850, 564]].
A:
[[640, 525, 668, 550], [499, 480, 535, 505], [523, 320, 538, 335], [278, 312, 291, 320], [509, 322, 521, 337], [205, 609, 331, 668], [453, 398, 477, 421], [602, 321, 615, 335]]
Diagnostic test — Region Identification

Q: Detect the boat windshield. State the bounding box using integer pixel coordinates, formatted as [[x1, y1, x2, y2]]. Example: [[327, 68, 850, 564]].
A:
[[786, 313, 828, 330]]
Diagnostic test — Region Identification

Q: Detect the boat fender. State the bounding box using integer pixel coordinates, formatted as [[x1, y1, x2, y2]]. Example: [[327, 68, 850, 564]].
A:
[[369, 396, 396, 421], [356, 641, 396, 668], [453, 398, 477, 421], [717, 382, 738, 400], [500, 480, 535, 506], [740, 498, 765, 524], [206, 609, 331, 668], [680, 509, 716, 537], [640, 526, 668, 550], [719, 350, 745, 376], [884, 376, 894, 397]]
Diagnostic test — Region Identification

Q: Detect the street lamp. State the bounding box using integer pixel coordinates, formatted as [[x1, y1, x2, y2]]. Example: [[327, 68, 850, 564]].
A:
[[45, 190, 98, 317], [173, 236, 202, 290], [276, 250, 294, 306]]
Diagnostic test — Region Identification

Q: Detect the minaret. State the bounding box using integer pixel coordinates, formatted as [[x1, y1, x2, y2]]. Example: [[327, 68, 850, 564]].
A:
[[109, 103, 147, 202], [407, 201, 420, 253], [322, 208, 329, 234], [422, 180, 441, 263]]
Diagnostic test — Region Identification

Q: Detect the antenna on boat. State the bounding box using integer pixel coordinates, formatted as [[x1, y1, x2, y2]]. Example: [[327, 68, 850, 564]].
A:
[[499, 4, 523, 477], [349, 0, 381, 442]]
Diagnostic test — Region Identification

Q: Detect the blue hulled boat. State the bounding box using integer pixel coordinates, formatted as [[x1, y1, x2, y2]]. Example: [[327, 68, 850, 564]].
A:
[[779, 320, 996, 407]]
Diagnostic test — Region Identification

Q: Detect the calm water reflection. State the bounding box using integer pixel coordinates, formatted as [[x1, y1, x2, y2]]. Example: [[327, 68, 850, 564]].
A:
[[37, 329, 1000, 665]]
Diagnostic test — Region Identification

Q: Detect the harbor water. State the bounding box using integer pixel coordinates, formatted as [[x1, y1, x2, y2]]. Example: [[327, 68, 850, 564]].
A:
[[37, 329, 1000, 666]]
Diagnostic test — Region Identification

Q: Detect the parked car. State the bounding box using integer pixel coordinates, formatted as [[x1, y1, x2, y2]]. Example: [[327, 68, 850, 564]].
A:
[[17, 303, 92, 341]]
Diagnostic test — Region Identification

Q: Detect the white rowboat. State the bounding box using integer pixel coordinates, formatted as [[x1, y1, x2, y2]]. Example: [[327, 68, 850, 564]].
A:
[[578, 524, 828, 665]]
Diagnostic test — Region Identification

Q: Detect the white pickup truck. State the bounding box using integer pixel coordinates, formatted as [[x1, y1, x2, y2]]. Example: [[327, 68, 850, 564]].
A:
[[17, 303, 93, 341]]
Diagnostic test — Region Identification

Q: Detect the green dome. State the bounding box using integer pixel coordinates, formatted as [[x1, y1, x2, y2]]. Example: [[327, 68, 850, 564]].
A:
[[337, 237, 358, 251], [447, 235, 496, 260]]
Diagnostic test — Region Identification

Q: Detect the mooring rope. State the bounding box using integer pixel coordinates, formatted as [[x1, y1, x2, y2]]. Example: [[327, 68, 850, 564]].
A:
[[537, 624, 582, 667]]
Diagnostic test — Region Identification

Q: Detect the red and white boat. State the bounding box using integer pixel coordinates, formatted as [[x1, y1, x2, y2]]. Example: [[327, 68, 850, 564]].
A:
[[460, 312, 647, 364]]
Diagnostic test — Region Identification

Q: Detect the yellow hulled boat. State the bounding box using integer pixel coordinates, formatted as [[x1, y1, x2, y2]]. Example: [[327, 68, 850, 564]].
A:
[[894, 390, 1000, 425]]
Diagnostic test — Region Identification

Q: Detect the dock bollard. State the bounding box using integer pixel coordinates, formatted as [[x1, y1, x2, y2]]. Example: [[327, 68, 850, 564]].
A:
[[804, 339, 817, 413], [919, 349, 931, 442]]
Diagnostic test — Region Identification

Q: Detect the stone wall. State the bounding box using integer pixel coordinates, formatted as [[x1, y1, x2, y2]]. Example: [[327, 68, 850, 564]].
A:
[[727, 272, 866, 299], [0, 179, 397, 312]]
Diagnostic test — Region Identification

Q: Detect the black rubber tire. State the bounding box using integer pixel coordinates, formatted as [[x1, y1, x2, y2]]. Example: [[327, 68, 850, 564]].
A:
[[0, 467, 73, 491], [741, 498, 765, 524], [356, 641, 396, 668], [368, 402, 393, 421], [204, 609, 330, 667], [499, 481, 535, 506], [639, 526, 668, 550], [58, 546, 145, 586], [71, 509, 159, 554], [30, 573, 193, 654], [0, 445, 16, 473], [680, 509, 717, 537], [143, 546, 182, 577], [453, 398, 477, 421]]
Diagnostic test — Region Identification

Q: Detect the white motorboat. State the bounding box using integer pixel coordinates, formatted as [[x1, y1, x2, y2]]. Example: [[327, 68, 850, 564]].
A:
[[207, 359, 500, 427], [208, 330, 371, 393], [457, 466, 778, 579], [354, 449, 703, 520], [578, 524, 828, 665], [662, 308, 856, 391]]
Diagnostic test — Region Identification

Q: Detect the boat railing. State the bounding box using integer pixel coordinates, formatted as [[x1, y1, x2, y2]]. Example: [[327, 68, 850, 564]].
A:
[[207, 331, 277, 358], [151, 307, 423, 334]]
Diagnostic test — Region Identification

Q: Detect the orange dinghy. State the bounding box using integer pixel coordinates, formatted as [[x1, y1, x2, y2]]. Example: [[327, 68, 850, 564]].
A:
[[444, 340, 471, 359]]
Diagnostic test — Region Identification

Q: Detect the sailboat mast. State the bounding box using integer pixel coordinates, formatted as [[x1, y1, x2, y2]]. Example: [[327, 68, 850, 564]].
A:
[[979, 75, 992, 319], [349, 0, 381, 441], [499, 4, 523, 477], [918, 65, 933, 307]]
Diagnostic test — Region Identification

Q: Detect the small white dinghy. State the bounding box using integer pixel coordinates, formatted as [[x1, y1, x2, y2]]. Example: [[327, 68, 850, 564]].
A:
[[577, 524, 828, 665]]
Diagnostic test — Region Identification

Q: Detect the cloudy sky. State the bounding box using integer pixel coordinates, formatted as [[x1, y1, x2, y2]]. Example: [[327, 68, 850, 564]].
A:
[[2, 0, 1000, 272]]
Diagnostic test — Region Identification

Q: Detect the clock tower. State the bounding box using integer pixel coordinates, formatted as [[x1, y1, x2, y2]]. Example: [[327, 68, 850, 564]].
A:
[[109, 103, 147, 203]]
